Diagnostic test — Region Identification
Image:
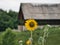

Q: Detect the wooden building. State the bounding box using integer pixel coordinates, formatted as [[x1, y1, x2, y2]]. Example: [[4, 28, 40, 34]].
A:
[[18, 3, 60, 31]]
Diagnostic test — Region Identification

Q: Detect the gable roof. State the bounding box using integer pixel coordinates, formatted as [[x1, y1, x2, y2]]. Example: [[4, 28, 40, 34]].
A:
[[20, 3, 60, 19]]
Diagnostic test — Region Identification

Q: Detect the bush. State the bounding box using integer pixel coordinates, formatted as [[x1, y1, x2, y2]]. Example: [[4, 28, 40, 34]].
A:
[[2, 28, 19, 45]]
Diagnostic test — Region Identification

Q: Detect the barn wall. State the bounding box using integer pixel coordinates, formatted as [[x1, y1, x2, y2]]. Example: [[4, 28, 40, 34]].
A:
[[20, 25, 60, 31], [18, 25, 23, 31]]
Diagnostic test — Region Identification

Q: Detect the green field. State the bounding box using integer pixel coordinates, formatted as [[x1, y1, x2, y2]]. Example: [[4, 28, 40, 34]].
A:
[[0, 26, 60, 45]]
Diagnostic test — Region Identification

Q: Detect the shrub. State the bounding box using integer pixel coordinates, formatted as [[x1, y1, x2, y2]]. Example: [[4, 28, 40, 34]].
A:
[[2, 28, 19, 45]]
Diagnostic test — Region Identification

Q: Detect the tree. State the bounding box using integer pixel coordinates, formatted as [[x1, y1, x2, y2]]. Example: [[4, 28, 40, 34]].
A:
[[0, 9, 18, 31]]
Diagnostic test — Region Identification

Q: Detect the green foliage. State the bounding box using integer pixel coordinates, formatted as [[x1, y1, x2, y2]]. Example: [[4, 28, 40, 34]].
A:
[[16, 26, 60, 45], [0, 32, 3, 45], [0, 26, 60, 45], [2, 28, 19, 45], [0, 9, 18, 31]]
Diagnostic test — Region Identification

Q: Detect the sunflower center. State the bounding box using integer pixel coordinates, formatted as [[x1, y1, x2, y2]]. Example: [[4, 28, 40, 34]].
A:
[[29, 22, 35, 27]]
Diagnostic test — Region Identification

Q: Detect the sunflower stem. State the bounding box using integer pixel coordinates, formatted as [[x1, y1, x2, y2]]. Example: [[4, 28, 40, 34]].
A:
[[31, 31, 33, 45]]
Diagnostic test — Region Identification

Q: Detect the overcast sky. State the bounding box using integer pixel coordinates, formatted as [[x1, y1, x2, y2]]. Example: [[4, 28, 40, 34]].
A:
[[0, 0, 60, 12]]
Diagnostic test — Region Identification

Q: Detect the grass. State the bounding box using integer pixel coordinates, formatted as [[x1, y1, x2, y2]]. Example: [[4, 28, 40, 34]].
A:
[[46, 27, 60, 45], [0, 26, 60, 45]]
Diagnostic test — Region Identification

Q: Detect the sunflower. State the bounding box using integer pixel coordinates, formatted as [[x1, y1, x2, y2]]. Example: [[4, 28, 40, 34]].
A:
[[26, 40, 31, 45], [25, 19, 38, 31]]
